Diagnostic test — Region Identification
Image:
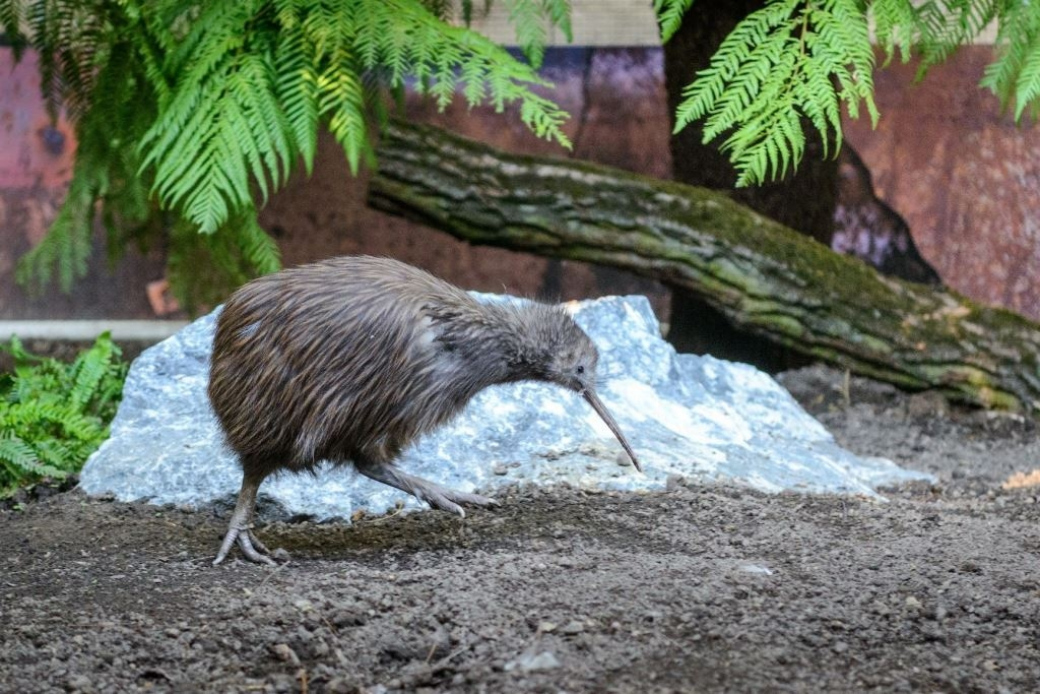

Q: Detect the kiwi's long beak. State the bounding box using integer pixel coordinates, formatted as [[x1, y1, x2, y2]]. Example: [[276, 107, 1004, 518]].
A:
[[582, 389, 643, 472]]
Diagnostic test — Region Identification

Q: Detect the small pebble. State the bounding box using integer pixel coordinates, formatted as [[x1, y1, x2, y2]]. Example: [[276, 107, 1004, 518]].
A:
[[504, 650, 561, 672], [270, 643, 301, 666], [67, 674, 92, 691]]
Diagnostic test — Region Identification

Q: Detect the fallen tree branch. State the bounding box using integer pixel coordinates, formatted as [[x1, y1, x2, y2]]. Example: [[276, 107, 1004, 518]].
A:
[[368, 121, 1040, 411]]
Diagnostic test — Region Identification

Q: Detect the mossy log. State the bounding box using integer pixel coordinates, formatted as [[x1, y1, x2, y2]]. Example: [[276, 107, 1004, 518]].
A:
[[368, 121, 1040, 411]]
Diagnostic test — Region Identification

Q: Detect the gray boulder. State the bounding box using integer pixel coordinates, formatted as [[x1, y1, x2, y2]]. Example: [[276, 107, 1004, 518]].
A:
[[79, 295, 929, 520]]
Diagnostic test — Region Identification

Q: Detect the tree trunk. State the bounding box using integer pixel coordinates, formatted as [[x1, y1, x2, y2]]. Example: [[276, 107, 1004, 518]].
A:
[[368, 121, 1040, 411]]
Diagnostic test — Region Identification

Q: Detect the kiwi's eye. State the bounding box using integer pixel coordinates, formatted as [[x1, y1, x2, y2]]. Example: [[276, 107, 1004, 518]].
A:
[[576, 365, 585, 375]]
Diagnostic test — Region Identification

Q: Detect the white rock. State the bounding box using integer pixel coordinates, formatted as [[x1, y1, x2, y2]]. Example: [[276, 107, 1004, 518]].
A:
[[79, 295, 930, 520]]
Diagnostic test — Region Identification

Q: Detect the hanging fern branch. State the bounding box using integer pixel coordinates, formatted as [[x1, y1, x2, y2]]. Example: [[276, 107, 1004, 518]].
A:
[[671, 0, 878, 187], [3, 0, 573, 306], [10, 8, 158, 293], [140, 0, 572, 234], [654, 0, 694, 43], [140, 0, 573, 236], [980, 1, 1040, 120], [660, 0, 1040, 187], [504, 0, 573, 68]]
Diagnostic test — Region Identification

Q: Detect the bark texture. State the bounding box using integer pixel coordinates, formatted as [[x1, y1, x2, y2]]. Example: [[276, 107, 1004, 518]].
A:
[[368, 121, 1040, 411]]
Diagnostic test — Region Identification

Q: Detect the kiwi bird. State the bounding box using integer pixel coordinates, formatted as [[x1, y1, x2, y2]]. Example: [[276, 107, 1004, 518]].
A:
[[208, 256, 641, 565]]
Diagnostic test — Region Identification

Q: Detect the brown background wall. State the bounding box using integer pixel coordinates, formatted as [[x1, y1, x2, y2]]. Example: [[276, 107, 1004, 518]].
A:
[[843, 49, 1040, 320], [3, 45, 1039, 322]]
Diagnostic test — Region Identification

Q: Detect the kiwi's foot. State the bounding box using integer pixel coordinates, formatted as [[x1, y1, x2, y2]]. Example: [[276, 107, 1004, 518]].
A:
[[213, 524, 281, 566]]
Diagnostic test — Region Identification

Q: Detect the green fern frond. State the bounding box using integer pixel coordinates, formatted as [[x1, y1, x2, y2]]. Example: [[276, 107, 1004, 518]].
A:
[[675, 0, 875, 187], [68, 332, 116, 410], [13, 1, 160, 292], [0, 330, 125, 493], [543, 0, 573, 43], [981, 1, 1040, 121], [12, 0, 573, 306], [275, 28, 320, 175], [1014, 36, 1040, 120], [654, 0, 694, 43], [0, 0, 29, 55], [23, 0, 112, 120], [0, 433, 67, 481], [319, 46, 370, 174], [132, 0, 570, 235], [871, 0, 922, 64], [31, 438, 77, 470], [15, 176, 94, 293], [0, 433, 37, 471], [507, 0, 550, 68], [505, 0, 574, 68], [915, 0, 998, 78], [234, 213, 283, 277], [165, 210, 281, 312], [419, 0, 453, 20], [675, 0, 796, 135]]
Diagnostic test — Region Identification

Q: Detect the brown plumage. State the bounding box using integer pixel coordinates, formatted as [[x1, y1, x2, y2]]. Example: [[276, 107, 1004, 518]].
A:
[[209, 256, 641, 565]]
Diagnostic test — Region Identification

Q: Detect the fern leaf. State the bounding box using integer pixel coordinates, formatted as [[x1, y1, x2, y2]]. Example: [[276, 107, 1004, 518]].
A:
[[0, 433, 66, 480], [145, 46, 295, 232], [654, 0, 694, 43], [319, 46, 370, 174], [674, 0, 875, 186], [543, 0, 573, 43], [915, 0, 999, 79], [871, 0, 921, 64], [69, 332, 114, 411], [235, 212, 283, 276], [0, 0, 29, 55], [15, 177, 94, 293], [15, 0, 575, 306], [982, 1, 1040, 120], [507, 0, 550, 68], [165, 212, 281, 311], [1013, 34, 1040, 120]]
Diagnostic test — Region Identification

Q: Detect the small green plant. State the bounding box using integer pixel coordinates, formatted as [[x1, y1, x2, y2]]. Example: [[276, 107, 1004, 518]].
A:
[[0, 333, 128, 497]]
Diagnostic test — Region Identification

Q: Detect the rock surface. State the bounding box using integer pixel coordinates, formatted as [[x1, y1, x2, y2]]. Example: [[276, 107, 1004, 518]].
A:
[[79, 295, 929, 519]]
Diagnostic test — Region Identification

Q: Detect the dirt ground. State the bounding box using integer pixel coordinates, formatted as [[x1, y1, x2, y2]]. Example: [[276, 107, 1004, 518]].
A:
[[2, 365, 1039, 693]]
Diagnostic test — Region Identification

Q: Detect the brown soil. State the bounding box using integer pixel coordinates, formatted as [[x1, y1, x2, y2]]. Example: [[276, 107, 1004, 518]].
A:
[[2, 365, 1039, 693]]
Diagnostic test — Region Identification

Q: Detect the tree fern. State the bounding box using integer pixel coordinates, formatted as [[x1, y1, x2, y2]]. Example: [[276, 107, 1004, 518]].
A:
[[10, 4, 158, 293], [4, 0, 574, 306], [672, 0, 877, 186], [661, 0, 1040, 186], [135, 0, 574, 236]]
